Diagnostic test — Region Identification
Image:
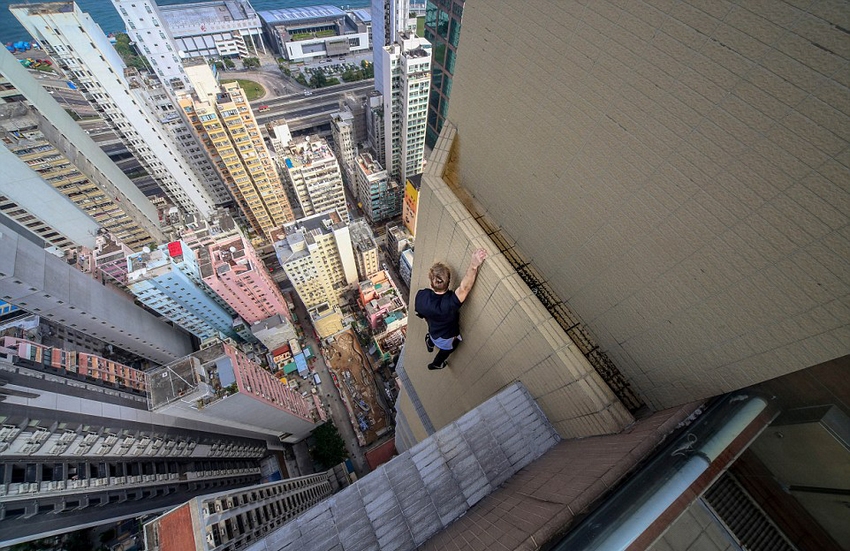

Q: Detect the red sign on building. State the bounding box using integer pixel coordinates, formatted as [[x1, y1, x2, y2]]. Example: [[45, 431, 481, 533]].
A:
[[167, 241, 183, 258]]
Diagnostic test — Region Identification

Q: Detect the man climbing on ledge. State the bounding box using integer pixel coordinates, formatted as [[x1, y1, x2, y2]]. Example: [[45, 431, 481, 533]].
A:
[[415, 248, 488, 370]]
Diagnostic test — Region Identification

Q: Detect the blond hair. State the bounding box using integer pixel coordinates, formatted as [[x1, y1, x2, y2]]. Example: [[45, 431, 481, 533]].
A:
[[429, 262, 451, 292]]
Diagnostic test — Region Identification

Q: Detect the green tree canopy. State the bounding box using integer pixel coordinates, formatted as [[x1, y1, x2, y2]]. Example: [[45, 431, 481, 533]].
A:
[[310, 71, 328, 88], [113, 33, 147, 70], [310, 422, 347, 468], [360, 60, 374, 79]]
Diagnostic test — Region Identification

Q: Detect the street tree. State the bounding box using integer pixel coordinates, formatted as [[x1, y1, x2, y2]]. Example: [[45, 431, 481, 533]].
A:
[[309, 422, 347, 468]]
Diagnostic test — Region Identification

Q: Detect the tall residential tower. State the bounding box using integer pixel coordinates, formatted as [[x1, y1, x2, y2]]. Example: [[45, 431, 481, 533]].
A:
[[180, 62, 294, 239], [12, 2, 218, 218], [376, 33, 431, 183]]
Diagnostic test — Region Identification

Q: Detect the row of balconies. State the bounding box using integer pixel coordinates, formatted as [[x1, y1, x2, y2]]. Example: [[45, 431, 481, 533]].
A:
[[185, 467, 260, 480], [0, 466, 254, 498]]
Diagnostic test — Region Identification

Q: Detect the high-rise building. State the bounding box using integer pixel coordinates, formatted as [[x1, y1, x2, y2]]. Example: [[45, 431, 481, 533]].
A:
[[197, 233, 291, 324], [330, 109, 357, 192], [278, 135, 349, 224], [354, 151, 402, 224], [0, 140, 99, 253], [0, 221, 193, 364], [370, 0, 409, 86], [376, 33, 431, 183], [0, 340, 278, 546], [12, 2, 218, 218], [127, 241, 241, 342], [0, 50, 164, 250], [180, 63, 294, 239], [274, 210, 357, 321], [111, 0, 239, 208], [111, 0, 188, 90], [0, 103, 161, 251], [390, 0, 849, 547], [402, 173, 421, 236], [348, 218, 380, 280], [365, 90, 386, 168], [142, 472, 336, 551], [148, 341, 318, 442], [423, 0, 464, 147]]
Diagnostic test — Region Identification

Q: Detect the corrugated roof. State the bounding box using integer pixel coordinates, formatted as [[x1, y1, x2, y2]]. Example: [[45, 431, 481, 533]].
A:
[[244, 382, 560, 550], [259, 5, 346, 25], [350, 9, 372, 22]]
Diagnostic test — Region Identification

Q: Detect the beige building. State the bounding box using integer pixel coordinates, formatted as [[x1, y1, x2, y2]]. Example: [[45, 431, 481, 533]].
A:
[[274, 210, 358, 312], [348, 218, 380, 280], [400, 0, 850, 442], [278, 135, 348, 224], [179, 64, 293, 239], [0, 55, 163, 250], [0, 105, 160, 251]]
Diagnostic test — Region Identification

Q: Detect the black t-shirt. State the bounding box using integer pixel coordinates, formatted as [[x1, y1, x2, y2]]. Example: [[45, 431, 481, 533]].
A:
[[415, 289, 463, 339]]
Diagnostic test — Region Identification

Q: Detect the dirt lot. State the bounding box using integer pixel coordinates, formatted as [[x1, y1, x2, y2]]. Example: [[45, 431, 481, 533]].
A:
[[325, 330, 389, 446]]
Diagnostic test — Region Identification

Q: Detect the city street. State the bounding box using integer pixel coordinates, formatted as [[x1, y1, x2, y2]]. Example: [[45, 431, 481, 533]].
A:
[[288, 293, 370, 479]]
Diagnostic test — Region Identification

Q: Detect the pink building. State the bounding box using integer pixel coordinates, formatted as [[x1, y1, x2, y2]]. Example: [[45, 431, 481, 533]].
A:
[[148, 341, 318, 442], [220, 342, 313, 424], [198, 234, 290, 324], [359, 270, 407, 330], [93, 233, 134, 286], [0, 337, 147, 392]]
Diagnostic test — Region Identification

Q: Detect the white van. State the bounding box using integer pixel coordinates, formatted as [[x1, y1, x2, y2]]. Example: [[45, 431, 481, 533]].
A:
[[313, 373, 321, 386]]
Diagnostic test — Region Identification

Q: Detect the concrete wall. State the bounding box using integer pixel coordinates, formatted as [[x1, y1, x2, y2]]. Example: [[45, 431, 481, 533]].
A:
[[444, 0, 850, 409], [402, 127, 633, 439], [0, 146, 100, 249], [0, 222, 193, 364]]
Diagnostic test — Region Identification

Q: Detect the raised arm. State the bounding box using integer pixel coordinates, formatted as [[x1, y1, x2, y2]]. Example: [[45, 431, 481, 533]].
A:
[[455, 248, 488, 303]]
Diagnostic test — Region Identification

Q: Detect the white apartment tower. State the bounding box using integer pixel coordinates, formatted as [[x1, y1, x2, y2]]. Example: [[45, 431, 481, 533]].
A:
[[274, 210, 357, 311], [112, 0, 233, 206], [278, 135, 349, 225], [111, 0, 188, 90], [330, 109, 356, 193], [376, 33, 432, 183], [12, 2, 217, 218], [371, 0, 409, 88]]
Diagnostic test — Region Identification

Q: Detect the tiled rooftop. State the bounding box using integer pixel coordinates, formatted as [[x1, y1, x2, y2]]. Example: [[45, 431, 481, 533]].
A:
[[245, 382, 560, 550]]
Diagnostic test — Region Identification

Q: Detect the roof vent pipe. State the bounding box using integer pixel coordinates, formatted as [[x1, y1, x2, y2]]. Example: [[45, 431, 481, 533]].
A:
[[552, 394, 769, 551]]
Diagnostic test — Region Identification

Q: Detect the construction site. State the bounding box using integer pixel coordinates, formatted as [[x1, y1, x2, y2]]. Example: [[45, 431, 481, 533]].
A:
[[323, 330, 391, 447]]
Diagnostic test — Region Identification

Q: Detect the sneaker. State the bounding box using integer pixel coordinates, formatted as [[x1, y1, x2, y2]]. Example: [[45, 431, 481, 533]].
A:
[[425, 333, 434, 353], [427, 360, 447, 371]]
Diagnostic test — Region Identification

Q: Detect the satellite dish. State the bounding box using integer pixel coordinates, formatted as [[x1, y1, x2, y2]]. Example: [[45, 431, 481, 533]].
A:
[[229, 247, 237, 253], [142, 246, 151, 253]]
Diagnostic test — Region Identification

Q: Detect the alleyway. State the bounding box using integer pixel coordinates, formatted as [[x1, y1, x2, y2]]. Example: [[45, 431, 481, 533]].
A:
[[289, 294, 370, 479]]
